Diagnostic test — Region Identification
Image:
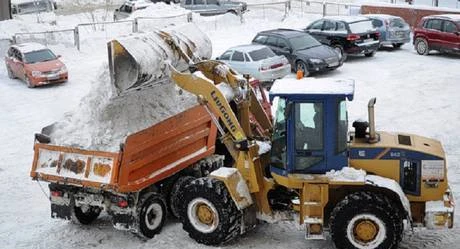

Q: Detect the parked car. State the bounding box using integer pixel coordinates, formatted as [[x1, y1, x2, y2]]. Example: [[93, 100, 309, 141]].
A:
[[4, 43, 68, 88], [251, 29, 342, 77], [304, 16, 380, 61], [180, 0, 247, 16], [217, 44, 290, 82], [11, 0, 57, 24], [114, 0, 155, 21], [413, 14, 460, 55], [365, 14, 411, 48]]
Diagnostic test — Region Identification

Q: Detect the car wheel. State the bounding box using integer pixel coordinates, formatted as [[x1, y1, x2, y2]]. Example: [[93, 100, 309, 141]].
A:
[[415, 38, 429, 55], [393, 43, 403, 49], [364, 51, 376, 57], [6, 66, 16, 79], [295, 61, 309, 77], [25, 75, 35, 88], [333, 44, 347, 62]]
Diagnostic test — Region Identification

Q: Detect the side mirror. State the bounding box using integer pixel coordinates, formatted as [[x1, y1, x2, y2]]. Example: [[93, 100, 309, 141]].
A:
[[57, 55, 62, 58], [115, 8, 119, 12], [454, 31, 460, 36], [215, 57, 219, 60]]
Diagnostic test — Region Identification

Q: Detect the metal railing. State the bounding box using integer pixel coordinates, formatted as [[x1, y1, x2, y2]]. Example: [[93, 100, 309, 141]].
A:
[[246, 1, 291, 20], [12, 12, 193, 51], [291, 0, 361, 16]]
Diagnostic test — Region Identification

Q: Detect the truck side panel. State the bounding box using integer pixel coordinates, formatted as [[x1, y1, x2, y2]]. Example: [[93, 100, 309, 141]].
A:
[[117, 105, 218, 192]]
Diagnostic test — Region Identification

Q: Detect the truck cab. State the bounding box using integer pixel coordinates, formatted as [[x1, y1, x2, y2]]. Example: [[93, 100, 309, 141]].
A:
[[269, 78, 353, 175]]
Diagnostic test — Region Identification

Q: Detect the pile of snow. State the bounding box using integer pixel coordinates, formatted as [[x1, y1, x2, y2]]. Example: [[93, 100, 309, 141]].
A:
[[326, 167, 366, 182], [47, 64, 198, 152]]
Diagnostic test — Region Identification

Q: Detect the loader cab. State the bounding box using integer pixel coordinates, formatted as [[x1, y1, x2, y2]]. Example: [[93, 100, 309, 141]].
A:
[[268, 78, 354, 175]]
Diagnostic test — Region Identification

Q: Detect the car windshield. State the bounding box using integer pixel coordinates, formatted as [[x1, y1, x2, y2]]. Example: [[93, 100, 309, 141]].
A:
[[289, 34, 321, 50], [349, 20, 375, 33], [16, 1, 53, 14], [248, 47, 276, 61], [24, 49, 56, 64], [390, 18, 408, 28]]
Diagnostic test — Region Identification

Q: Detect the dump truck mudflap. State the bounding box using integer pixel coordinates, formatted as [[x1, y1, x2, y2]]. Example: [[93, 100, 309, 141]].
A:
[[108, 23, 212, 94]]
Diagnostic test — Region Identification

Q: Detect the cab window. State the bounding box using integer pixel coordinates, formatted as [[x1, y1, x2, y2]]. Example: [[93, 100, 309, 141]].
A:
[[270, 97, 287, 169]]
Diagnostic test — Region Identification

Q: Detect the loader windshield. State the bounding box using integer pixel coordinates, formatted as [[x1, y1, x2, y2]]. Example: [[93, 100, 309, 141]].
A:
[[270, 97, 287, 169]]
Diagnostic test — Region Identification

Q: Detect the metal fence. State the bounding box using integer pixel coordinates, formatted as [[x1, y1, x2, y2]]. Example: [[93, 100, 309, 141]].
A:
[[291, 0, 361, 17], [246, 1, 291, 21], [11, 12, 193, 51], [0, 38, 12, 57]]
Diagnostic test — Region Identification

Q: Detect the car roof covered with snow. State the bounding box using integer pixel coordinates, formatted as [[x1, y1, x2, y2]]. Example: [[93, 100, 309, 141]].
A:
[[257, 29, 307, 38], [269, 78, 355, 100], [323, 15, 371, 23], [428, 14, 460, 22], [363, 14, 404, 20], [12, 42, 49, 53], [226, 44, 268, 53]]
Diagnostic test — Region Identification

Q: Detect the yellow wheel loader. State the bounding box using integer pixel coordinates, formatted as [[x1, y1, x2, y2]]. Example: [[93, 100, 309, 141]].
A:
[[168, 68, 454, 249]]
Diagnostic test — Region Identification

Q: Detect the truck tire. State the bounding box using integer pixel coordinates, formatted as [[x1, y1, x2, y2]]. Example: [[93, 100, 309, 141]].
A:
[[329, 191, 400, 249], [137, 193, 166, 239], [71, 205, 101, 225], [179, 177, 241, 245], [170, 176, 196, 219]]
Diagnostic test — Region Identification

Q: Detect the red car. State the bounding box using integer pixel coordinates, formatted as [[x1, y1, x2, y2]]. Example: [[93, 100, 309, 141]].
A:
[[413, 14, 460, 55], [5, 42, 68, 88]]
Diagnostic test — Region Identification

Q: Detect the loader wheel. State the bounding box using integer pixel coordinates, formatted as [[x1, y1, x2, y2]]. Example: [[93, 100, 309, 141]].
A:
[[170, 176, 196, 219], [137, 193, 166, 239], [71, 205, 101, 225], [180, 177, 241, 245], [330, 192, 400, 249]]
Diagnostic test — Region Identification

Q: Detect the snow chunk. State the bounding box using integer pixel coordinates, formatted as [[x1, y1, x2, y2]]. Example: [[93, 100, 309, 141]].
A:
[[270, 78, 355, 99], [256, 140, 271, 155], [326, 167, 366, 182], [210, 167, 237, 178]]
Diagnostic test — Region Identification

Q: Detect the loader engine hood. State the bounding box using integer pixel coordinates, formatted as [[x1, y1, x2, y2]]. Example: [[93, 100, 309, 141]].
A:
[[350, 131, 449, 201]]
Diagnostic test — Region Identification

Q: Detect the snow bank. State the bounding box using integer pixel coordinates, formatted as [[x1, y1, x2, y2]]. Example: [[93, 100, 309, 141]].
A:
[[47, 64, 198, 151], [128, 3, 191, 19]]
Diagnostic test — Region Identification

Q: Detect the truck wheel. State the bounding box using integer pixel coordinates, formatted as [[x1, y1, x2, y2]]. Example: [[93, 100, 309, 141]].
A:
[[71, 205, 101, 225], [170, 176, 196, 219], [415, 38, 429, 55], [179, 177, 241, 245], [330, 192, 400, 249], [137, 193, 166, 239]]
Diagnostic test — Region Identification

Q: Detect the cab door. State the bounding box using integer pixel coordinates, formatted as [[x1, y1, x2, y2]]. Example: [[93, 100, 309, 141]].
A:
[[290, 101, 326, 173]]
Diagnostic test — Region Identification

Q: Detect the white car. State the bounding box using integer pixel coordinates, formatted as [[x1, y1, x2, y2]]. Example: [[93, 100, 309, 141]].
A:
[[113, 0, 155, 21], [217, 44, 291, 82]]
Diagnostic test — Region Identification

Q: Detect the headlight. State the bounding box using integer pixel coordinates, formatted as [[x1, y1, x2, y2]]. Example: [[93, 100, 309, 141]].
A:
[[309, 58, 324, 64], [31, 71, 42, 77], [59, 65, 67, 74]]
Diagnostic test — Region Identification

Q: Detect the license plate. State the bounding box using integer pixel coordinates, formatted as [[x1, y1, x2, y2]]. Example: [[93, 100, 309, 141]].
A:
[[47, 74, 59, 80], [364, 38, 374, 43]]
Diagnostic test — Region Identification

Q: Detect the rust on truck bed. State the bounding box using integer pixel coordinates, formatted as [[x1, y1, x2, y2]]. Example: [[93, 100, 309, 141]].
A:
[[31, 105, 218, 192]]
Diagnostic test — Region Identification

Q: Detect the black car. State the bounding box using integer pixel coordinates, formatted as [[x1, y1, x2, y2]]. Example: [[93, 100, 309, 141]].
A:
[[252, 29, 342, 77], [304, 16, 380, 61]]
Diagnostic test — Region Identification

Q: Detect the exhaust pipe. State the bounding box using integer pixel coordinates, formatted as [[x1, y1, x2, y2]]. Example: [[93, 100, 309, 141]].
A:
[[368, 97, 378, 143]]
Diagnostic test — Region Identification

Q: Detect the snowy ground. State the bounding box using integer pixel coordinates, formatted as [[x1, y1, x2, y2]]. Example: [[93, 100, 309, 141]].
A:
[[1, 4, 460, 249]]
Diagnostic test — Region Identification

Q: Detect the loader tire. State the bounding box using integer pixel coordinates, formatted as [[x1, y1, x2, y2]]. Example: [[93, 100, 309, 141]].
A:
[[71, 205, 101, 225], [137, 193, 166, 239], [330, 191, 400, 249], [170, 176, 196, 219], [179, 177, 241, 245]]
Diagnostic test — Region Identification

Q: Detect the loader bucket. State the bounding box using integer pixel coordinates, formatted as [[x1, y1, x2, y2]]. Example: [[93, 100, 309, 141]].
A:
[[108, 23, 212, 94]]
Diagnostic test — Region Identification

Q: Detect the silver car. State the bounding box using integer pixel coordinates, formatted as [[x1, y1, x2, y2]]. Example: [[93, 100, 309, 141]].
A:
[[217, 44, 291, 82], [181, 0, 247, 16], [365, 14, 411, 48]]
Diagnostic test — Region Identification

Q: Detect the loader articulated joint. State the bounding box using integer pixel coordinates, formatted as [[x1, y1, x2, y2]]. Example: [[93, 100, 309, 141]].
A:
[[235, 140, 249, 151]]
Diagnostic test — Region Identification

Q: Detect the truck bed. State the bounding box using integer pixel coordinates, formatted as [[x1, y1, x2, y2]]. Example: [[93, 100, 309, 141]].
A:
[[30, 105, 217, 192]]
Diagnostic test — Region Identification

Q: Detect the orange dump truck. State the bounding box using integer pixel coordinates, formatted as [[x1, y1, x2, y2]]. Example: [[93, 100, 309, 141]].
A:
[[30, 105, 222, 238]]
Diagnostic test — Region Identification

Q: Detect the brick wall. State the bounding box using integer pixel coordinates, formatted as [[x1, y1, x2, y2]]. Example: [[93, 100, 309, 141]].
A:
[[361, 5, 460, 28]]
